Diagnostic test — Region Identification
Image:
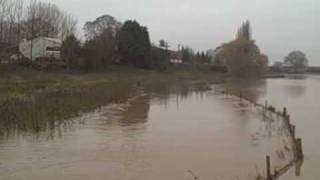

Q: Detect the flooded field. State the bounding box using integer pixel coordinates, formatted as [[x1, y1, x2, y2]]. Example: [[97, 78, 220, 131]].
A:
[[0, 76, 313, 180]]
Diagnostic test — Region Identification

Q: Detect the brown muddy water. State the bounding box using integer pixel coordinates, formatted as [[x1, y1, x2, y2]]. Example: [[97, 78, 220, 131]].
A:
[[0, 76, 316, 180], [257, 75, 320, 180]]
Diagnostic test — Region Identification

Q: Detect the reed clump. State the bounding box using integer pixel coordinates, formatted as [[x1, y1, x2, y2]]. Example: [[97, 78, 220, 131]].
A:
[[0, 82, 135, 136]]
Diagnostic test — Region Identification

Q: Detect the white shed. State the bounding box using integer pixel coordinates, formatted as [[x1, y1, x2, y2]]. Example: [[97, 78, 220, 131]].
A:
[[19, 37, 62, 61]]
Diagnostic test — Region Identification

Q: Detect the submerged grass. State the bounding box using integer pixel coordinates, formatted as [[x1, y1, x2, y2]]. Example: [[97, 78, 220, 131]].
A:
[[0, 66, 225, 137]]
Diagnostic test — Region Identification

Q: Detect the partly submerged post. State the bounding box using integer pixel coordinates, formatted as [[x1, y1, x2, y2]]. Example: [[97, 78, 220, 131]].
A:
[[290, 124, 296, 139], [265, 100, 268, 109], [283, 107, 287, 117], [285, 115, 290, 126], [295, 138, 304, 160], [266, 156, 272, 180]]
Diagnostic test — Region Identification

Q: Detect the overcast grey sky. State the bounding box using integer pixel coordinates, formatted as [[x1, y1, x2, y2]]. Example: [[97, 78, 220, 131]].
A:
[[42, 0, 319, 65]]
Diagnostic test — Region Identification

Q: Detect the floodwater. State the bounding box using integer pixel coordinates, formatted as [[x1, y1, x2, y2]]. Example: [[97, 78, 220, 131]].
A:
[[0, 79, 306, 180], [257, 75, 320, 180]]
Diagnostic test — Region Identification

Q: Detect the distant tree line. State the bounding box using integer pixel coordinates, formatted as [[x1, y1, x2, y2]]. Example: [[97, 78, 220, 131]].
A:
[[60, 15, 171, 71], [179, 46, 211, 64]]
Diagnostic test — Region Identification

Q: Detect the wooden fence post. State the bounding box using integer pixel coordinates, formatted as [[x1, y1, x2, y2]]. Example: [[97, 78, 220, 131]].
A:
[[265, 100, 268, 109], [266, 156, 272, 180], [295, 138, 304, 160], [285, 115, 290, 126], [283, 107, 287, 117], [290, 124, 296, 139]]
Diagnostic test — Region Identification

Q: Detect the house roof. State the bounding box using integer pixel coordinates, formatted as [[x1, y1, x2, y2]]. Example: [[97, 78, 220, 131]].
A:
[[154, 46, 182, 59], [41, 37, 62, 44]]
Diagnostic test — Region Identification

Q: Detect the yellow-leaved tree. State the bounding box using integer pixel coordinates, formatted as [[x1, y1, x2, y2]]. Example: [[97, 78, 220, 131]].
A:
[[222, 21, 268, 78]]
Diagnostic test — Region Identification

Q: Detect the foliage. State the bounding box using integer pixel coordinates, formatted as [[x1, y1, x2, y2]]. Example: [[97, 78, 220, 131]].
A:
[[117, 20, 151, 68], [0, 0, 77, 45], [83, 14, 121, 40], [220, 20, 267, 78], [222, 38, 268, 77], [237, 20, 251, 40], [195, 51, 211, 64], [159, 40, 169, 49], [61, 34, 81, 69], [284, 51, 308, 69], [181, 46, 194, 63], [83, 27, 116, 71], [149, 47, 170, 70]]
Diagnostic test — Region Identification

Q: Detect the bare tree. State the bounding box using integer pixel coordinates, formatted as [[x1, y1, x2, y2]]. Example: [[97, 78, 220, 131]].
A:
[[0, 0, 24, 45], [15, 0, 24, 45], [0, 0, 9, 42], [59, 13, 78, 40], [26, 0, 39, 61]]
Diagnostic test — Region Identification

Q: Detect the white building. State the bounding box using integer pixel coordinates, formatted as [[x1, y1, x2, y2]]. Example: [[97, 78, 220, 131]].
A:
[[19, 37, 62, 61]]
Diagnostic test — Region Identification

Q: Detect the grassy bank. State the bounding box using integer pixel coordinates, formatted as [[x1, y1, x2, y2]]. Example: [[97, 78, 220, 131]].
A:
[[0, 65, 225, 98], [0, 65, 227, 136]]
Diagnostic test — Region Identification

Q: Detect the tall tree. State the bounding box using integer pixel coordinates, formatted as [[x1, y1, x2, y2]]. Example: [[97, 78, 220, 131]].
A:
[[83, 27, 116, 70], [61, 34, 81, 69], [83, 14, 121, 40], [222, 21, 267, 77], [117, 20, 151, 68], [237, 20, 252, 40], [181, 46, 194, 63]]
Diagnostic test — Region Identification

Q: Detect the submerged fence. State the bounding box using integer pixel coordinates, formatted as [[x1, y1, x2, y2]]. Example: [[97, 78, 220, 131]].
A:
[[214, 86, 304, 180]]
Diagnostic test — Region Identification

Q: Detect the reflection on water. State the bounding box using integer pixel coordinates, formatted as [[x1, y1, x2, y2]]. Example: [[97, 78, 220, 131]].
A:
[[295, 159, 304, 177], [0, 78, 303, 180], [258, 75, 320, 180], [223, 79, 266, 103], [0, 83, 135, 139], [118, 93, 150, 126], [283, 85, 306, 98]]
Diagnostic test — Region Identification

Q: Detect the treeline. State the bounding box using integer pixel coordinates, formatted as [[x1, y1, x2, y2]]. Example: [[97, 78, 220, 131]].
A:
[[0, 0, 77, 46], [0, 0, 268, 77], [61, 15, 171, 71], [180, 47, 211, 65]]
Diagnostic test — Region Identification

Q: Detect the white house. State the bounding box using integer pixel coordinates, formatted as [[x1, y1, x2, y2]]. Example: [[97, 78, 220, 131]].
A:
[[19, 37, 62, 61]]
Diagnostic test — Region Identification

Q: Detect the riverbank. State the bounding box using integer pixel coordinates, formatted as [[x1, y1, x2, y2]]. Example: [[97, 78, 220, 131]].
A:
[[0, 65, 226, 98]]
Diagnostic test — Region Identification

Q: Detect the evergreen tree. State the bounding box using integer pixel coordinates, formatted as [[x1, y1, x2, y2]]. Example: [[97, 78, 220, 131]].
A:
[[117, 20, 151, 68], [237, 20, 252, 40], [61, 34, 81, 69]]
